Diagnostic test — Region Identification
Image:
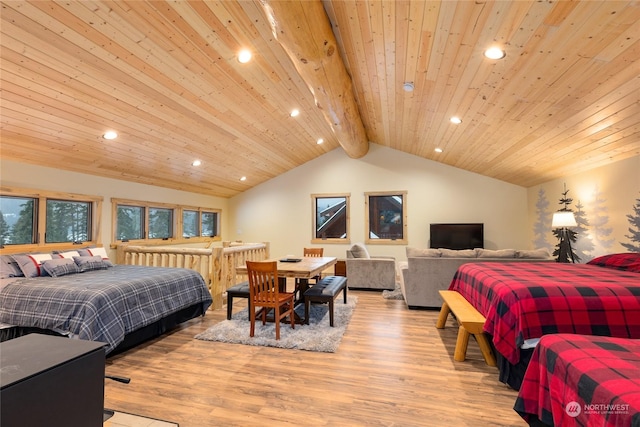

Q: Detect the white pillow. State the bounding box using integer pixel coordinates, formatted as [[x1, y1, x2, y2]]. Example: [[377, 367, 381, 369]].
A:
[[86, 247, 109, 260], [58, 250, 81, 259], [78, 247, 113, 266], [13, 253, 53, 277]]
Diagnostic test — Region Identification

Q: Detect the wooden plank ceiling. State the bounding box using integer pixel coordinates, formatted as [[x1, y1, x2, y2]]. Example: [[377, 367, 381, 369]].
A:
[[1, 1, 638, 198]]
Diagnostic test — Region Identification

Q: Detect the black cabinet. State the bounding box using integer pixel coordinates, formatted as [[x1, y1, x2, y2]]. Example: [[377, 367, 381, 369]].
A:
[[0, 334, 106, 427]]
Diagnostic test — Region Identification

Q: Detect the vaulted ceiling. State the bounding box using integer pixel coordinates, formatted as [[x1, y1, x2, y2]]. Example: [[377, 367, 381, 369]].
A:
[[1, 1, 638, 198]]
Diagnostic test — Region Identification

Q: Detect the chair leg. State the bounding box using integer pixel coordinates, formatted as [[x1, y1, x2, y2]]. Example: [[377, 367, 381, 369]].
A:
[[274, 306, 281, 340], [329, 300, 334, 327], [227, 295, 233, 320], [290, 301, 295, 329], [249, 307, 256, 337]]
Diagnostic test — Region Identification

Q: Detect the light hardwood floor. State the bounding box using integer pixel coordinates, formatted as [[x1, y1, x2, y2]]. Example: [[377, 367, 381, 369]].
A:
[[105, 290, 525, 427]]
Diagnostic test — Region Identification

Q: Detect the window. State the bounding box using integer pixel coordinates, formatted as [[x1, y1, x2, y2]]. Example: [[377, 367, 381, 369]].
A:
[[365, 191, 407, 244], [183, 209, 219, 238], [0, 196, 36, 245], [112, 198, 220, 244], [149, 207, 172, 239], [201, 211, 218, 237], [0, 187, 102, 251], [311, 193, 350, 243], [183, 210, 198, 238], [117, 205, 144, 240], [45, 199, 91, 243]]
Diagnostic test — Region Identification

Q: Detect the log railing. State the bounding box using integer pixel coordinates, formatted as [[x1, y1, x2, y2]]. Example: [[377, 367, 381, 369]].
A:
[[115, 242, 270, 310]]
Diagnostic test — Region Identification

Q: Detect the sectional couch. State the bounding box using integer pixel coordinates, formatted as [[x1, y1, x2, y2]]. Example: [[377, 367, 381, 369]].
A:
[[397, 247, 554, 309]]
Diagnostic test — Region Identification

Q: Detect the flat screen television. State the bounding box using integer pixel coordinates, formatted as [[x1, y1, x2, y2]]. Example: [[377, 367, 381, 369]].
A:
[[429, 223, 484, 250]]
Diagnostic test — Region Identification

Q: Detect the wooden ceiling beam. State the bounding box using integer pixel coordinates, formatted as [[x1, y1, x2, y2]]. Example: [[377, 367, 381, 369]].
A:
[[259, 0, 369, 159]]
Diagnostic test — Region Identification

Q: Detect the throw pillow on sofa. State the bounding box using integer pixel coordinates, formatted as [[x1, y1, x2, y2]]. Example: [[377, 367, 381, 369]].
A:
[[349, 243, 370, 258], [516, 249, 551, 259], [439, 248, 476, 258], [406, 247, 441, 257], [477, 249, 517, 258]]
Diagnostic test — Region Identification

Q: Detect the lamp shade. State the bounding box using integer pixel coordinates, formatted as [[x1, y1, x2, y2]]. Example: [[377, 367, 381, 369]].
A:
[[552, 211, 577, 228]]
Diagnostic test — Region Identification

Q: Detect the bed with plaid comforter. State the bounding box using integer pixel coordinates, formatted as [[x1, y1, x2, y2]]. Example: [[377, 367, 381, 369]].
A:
[[448, 262, 640, 366], [0, 265, 212, 353], [514, 334, 640, 426]]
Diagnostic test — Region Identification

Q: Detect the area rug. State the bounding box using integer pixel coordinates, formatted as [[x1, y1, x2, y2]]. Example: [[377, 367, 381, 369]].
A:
[[104, 410, 178, 426], [382, 282, 404, 300], [194, 296, 357, 353]]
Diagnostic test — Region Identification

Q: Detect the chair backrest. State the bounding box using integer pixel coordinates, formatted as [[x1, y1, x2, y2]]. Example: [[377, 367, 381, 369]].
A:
[[303, 247, 323, 257], [246, 260, 280, 306]]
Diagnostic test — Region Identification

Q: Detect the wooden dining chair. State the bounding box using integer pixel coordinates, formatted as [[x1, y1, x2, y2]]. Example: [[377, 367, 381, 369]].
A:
[[304, 247, 324, 258], [296, 248, 324, 292], [246, 260, 295, 340]]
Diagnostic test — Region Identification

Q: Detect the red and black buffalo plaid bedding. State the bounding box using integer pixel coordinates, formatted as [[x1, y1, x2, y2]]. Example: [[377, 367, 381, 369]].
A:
[[514, 334, 640, 426], [448, 262, 640, 365]]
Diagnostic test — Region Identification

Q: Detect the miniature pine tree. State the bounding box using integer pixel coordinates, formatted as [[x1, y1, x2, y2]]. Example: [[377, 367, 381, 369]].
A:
[[552, 184, 579, 263], [621, 195, 640, 253]]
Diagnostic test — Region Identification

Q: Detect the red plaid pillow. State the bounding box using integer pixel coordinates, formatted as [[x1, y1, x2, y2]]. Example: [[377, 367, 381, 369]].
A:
[[587, 253, 640, 273]]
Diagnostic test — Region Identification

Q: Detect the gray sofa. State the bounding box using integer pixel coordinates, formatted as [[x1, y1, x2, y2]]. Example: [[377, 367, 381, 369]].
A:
[[398, 247, 553, 309], [345, 243, 397, 290]]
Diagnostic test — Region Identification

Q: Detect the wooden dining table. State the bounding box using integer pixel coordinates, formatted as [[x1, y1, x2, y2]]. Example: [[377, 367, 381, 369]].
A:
[[235, 256, 337, 323]]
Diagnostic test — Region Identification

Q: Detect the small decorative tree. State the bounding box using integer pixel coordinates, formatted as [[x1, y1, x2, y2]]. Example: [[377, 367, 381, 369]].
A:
[[552, 184, 580, 263], [621, 195, 640, 253]]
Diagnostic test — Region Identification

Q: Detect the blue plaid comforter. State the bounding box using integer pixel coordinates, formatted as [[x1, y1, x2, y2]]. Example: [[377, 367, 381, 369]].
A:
[[0, 265, 212, 353]]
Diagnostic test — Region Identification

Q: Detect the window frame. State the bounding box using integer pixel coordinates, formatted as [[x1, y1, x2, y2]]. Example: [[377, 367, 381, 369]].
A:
[[45, 198, 93, 244], [311, 193, 351, 244], [112, 198, 221, 245], [364, 191, 407, 245], [0, 186, 103, 254]]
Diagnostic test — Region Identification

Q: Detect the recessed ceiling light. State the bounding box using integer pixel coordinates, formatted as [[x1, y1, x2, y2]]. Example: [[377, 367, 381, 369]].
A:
[[316, 138, 324, 145], [484, 47, 506, 60], [192, 160, 202, 167], [402, 82, 414, 92], [290, 109, 300, 117], [103, 131, 118, 140], [237, 49, 252, 63], [435, 147, 443, 153], [240, 176, 247, 182], [450, 116, 462, 124]]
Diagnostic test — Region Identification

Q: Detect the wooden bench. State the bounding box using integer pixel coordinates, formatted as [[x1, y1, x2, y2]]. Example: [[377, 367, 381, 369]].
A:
[[436, 290, 496, 366], [303, 276, 348, 327], [225, 281, 250, 320]]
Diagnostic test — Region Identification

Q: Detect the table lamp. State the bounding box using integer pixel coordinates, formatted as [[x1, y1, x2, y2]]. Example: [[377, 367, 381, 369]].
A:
[[552, 211, 577, 263]]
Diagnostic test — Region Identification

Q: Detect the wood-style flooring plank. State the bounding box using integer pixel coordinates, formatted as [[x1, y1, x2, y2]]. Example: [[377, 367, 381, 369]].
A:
[[104, 290, 524, 427]]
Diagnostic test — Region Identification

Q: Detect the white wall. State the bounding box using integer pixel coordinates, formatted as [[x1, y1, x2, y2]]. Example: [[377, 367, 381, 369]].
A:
[[0, 159, 229, 252], [12, 149, 633, 265], [228, 145, 530, 261], [526, 155, 640, 262]]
